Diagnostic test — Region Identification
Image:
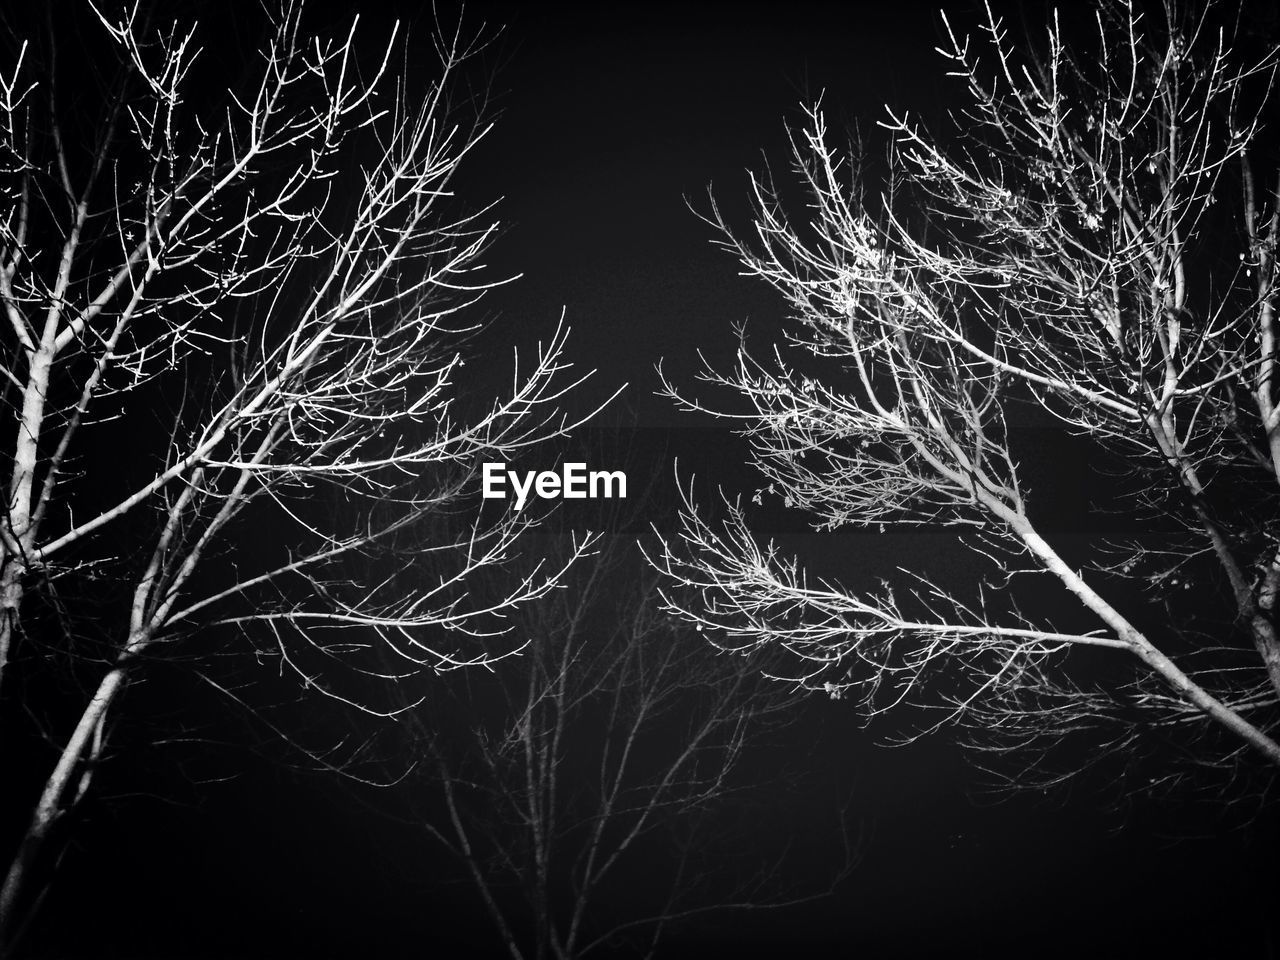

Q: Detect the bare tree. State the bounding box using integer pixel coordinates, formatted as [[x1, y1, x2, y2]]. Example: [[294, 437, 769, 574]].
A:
[[0, 2, 609, 946], [402, 536, 849, 960], [648, 0, 1280, 797]]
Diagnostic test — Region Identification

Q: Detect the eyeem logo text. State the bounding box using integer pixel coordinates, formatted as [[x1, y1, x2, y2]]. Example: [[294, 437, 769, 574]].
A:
[[482, 462, 627, 512]]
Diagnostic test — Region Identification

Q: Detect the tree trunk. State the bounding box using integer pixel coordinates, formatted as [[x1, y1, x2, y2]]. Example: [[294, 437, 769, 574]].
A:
[[0, 560, 25, 694], [0, 664, 127, 956]]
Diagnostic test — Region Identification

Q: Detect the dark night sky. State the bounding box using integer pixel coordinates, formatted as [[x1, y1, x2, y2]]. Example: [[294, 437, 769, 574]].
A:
[[17, 2, 1280, 958], [468, 0, 945, 428]]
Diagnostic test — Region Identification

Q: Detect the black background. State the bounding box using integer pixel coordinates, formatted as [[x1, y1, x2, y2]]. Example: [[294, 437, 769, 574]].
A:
[[11, 1, 1279, 957]]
